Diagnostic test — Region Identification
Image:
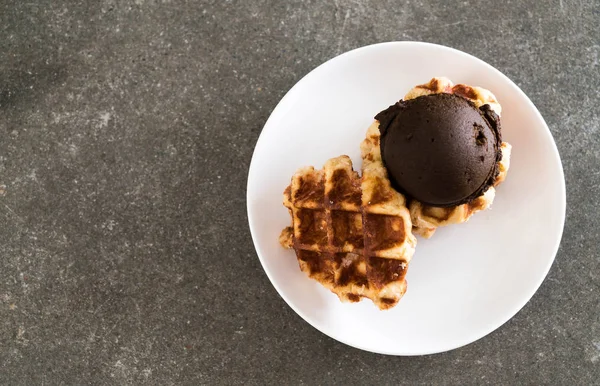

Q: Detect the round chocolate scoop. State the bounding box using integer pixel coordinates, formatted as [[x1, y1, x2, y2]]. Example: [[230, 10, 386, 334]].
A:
[[377, 93, 502, 207]]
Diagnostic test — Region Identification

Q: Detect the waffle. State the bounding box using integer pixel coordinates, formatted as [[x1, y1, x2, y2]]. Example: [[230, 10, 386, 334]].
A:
[[280, 155, 416, 310], [404, 76, 503, 115], [362, 77, 512, 238]]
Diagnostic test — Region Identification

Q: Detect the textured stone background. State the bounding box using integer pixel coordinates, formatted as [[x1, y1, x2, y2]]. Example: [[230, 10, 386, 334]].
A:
[[1, 0, 599, 384]]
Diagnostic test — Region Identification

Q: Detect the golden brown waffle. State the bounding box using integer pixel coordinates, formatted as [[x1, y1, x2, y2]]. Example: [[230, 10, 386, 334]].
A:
[[280, 155, 415, 310], [404, 76, 503, 115], [364, 77, 512, 238]]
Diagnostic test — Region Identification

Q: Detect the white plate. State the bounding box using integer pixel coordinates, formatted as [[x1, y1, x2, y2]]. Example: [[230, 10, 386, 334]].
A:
[[246, 42, 566, 355]]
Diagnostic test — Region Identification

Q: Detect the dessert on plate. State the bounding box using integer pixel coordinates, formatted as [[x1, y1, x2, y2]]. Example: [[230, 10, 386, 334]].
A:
[[279, 77, 512, 309]]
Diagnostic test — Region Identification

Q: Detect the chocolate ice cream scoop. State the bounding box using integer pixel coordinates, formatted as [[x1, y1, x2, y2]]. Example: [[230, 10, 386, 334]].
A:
[[377, 93, 502, 207]]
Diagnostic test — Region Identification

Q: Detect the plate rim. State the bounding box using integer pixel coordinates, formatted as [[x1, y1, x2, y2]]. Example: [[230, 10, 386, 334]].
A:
[[246, 41, 566, 356]]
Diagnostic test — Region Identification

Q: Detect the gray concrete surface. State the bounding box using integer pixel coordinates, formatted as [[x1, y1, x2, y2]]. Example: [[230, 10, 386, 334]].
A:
[[1, 0, 599, 384]]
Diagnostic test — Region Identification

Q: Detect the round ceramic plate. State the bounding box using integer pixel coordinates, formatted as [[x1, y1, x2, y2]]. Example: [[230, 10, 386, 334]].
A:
[[246, 42, 565, 355]]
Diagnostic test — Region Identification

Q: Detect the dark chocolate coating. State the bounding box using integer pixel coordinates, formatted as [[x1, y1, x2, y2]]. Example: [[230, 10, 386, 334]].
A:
[[377, 93, 502, 207]]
